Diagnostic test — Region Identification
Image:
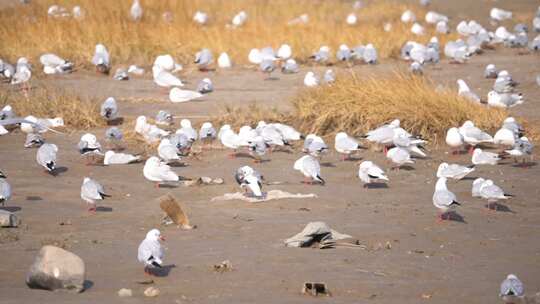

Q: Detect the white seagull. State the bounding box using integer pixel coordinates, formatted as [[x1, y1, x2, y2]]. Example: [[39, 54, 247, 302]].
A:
[[138, 229, 165, 275], [81, 177, 110, 212], [294, 155, 324, 185], [358, 161, 388, 187], [143, 156, 179, 187], [436, 163, 475, 180], [433, 177, 461, 221]]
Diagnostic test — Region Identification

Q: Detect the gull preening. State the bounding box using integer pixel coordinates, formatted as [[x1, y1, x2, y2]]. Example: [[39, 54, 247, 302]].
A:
[[80, 177, 109, 212], [36, 143, 58, 173], [235, 166, 263, 198], [39, 53, 73, 74], [499, 274, 524, 302], [100, 97, 118, 121], [335, 132, 362, 160], [92, 44, 110, 75], [294, 155, 324, 185], [78, 133, 101, 154], [130, 0, 142, 21], [358, 161, 388, 188]]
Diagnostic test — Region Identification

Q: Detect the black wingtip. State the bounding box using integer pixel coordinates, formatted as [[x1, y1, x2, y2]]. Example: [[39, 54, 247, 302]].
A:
[[467, 164, 475, 169], [317, 175, 325, 185], [151, 261, 162, 268], [451, 201, 461, 206]]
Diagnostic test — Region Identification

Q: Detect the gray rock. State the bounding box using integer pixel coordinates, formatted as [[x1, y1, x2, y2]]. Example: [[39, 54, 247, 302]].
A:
[[200, 176, 213, 184], [0, 210, 19, 227], [26, 245, 86, 292]]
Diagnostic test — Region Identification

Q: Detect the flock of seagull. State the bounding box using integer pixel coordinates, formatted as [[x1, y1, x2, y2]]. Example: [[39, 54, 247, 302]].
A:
[[0, 0, 538, 298]]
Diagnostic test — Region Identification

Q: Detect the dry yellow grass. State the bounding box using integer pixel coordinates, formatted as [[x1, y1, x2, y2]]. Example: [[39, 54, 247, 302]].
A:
[[0, 0, 456, 66], [0, 86, 105, 130], [216, 73, 511, 145]]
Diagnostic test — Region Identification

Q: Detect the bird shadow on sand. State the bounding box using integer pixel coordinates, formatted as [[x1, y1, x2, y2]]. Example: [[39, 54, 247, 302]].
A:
[[443, 211, 466, 224], [461, 176, 478, 181], [484, 203, 515, 214], [96, 206, 113, 212], [169, 162, 188, 168], [0, 206, 21, 212], [511, 161, 537, 169], [50, 166, 68, 177], [393, 165, 415, 171], [25, 196, 42, 201], [158, 184, 178, 189], [342, 156, 363, 162], [365, 183, 389, 189], [264, 76, 280, 81], [320, 162, 336, 168], [152, 264, 176, 277]]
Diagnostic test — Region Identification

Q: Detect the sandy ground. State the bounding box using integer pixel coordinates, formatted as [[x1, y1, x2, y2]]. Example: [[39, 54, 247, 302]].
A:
[[1, 0, 540, 303]]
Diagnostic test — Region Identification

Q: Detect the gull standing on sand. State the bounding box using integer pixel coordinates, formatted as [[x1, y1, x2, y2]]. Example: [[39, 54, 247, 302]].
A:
[[271, 123, 303, 142], [104, 151, 140, 165], [0, 170, 11, 206], [92, 44, 110, 75], [457, 79, 481, 103], [365, 119, 402, 150], [294, 155, 324, 185], [177, 119, 197, 142], [494, 126, 517, 146], [459, 121, 493, 152], [220, 127, 242, 157], [277, 44, 292, 60], [336, 44, 352, 62], [25, 133, 44, 148], [471, 178, 486, 197], [303, 134, 328, 157], [484, 64, 498, 78], [479, 179, 513, 210], [358, 161, 388, 188], [472, 148, 501, 165], [335, 132, 362, 160], [100, 97, 118, 121], [386, 147, 414, 169], [130, 0, 142, 21], [78, 133, 101, 154], [446, 127, 464, 154], [504, 137, 533, 167], [248, 136, 268, 162], [323, 69, 335, 84], [11, 58, 31, 86], [199, 122, 216, 142], [197, 78, 213, 94], [433, 177, 461, 221], [138, 229, 165, 275], [282, 59, 299, 74], [36, 143, 58, 173], [393, 131, 426, 157], [487, 91, 524, 108], [143, 156, 179, 187], [81, 177, 109, 212], [218, 52, 232, 68], [194, 48, 213, 71], [436, 163, 474, 180], [310, 46, 330, 64]]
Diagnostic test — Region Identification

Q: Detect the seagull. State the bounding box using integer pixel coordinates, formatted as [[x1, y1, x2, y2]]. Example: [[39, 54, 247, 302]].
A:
[[0, 170, 11, 206], [260, 59, 276, 79], [197, 78, 213, 94], [386, 147, 414, 169], [392, 131, 427, 157], [248, 48, 263, 65], [248, 136, 268, 162], [39, 53, 73, 74], [257, 122, 290, 149], [235, 166, 263, 197], [199, 122, 216, 146], [231, 11, 247, 27], [436, 21, 450, 34], [487, 91, 524, 108], [277, 44, 292, 60], [365, 119, 401, 150], [484, 64, 498, 78], [304, 71, 319, 87], [411, 23, 425, 36], [78, 133, 101, 154], [500, 274, 524, 302], [494, 126, 517, 146], [158, 138, 181, 163], [335, 132, 362, 160], [472, 178, 486, 197], [493, 70, 516, 93], [363, 44, 377, 64], [135, 116, 169, 143], [193, 11, 208, 25], [194, 48, 213, 71], [479, 179, 513, 210], [81, 177, 110, 212], [36, 143, 58, 173], [11, 58, 31, 87], [358, 161, 388, 188], [457, 79, 481, 103], [169, 88, 202, 103], [153, 66, 184, 88], [323, 69, 335, 84], [104, 151, 140, 165], [217, 52, 232, 68], [303, 134, 328, 157], [169, 133, 192, 155], [310, 46, 330, 64], [105, 127, 123, 141], [294, 155, 324, 185], [410, 61, 423, 75], [220, 128, 242, 157], [401, 10, 416, 23], [143, 156, 179, 187], [281, 59, 299, 74], [436, 163, 475, 180], [0, 105, 15, 121], [336, 44, 352, 62], [153, 54, 180, 72], [459, 121, 493, 152], [271, 123, 303, 142], [155, 110, 173, 126], [92, 44, 110, 75], [24, 133, 45, 148], [130, 0, 142, 21], [504, 136, 533, 167], [490, 8, 512, 22], [433, 177, 461, 221], [177, 119, 197, 142], [425, 11, 448, 24], [444, 40, 470, 63], [346, 13, 357, 25], [138, 229, 165, 275], [472, 148, 501, 165], [100, 97, 118, 121]]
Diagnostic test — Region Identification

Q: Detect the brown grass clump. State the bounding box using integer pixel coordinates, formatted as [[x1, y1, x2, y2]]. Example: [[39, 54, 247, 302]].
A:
[[0, 86, 105, 130], [0, 0, 456, 66], [291, 73, 508, 144], [215, 73, 510, 145]]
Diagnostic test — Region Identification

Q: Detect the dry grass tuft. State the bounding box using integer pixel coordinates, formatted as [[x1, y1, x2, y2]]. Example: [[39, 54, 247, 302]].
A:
[[0, 86, 105, 130], [216, 73, 511, 145], [213, 104, 291, 130], [0, 0, 456, 66]]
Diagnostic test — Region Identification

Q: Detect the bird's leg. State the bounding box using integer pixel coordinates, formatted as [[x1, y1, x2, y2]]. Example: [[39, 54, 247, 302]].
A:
[[383, 146, 388, 154], [468, 145, 475, 155], [154, 182, 160, 189]]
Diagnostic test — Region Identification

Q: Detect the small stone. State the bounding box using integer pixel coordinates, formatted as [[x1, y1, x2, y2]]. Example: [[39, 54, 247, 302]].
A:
[[0, 210, 19, 227], [26, 245, 86, 292], [211, 178, 224, 184], [144, 286, 160, 297], [118, 288, 133, 297], [200, 176, 213, 184]]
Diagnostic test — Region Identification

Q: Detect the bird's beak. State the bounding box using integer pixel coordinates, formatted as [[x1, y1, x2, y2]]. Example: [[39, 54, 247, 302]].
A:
[[159, 235, 166, 241]]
